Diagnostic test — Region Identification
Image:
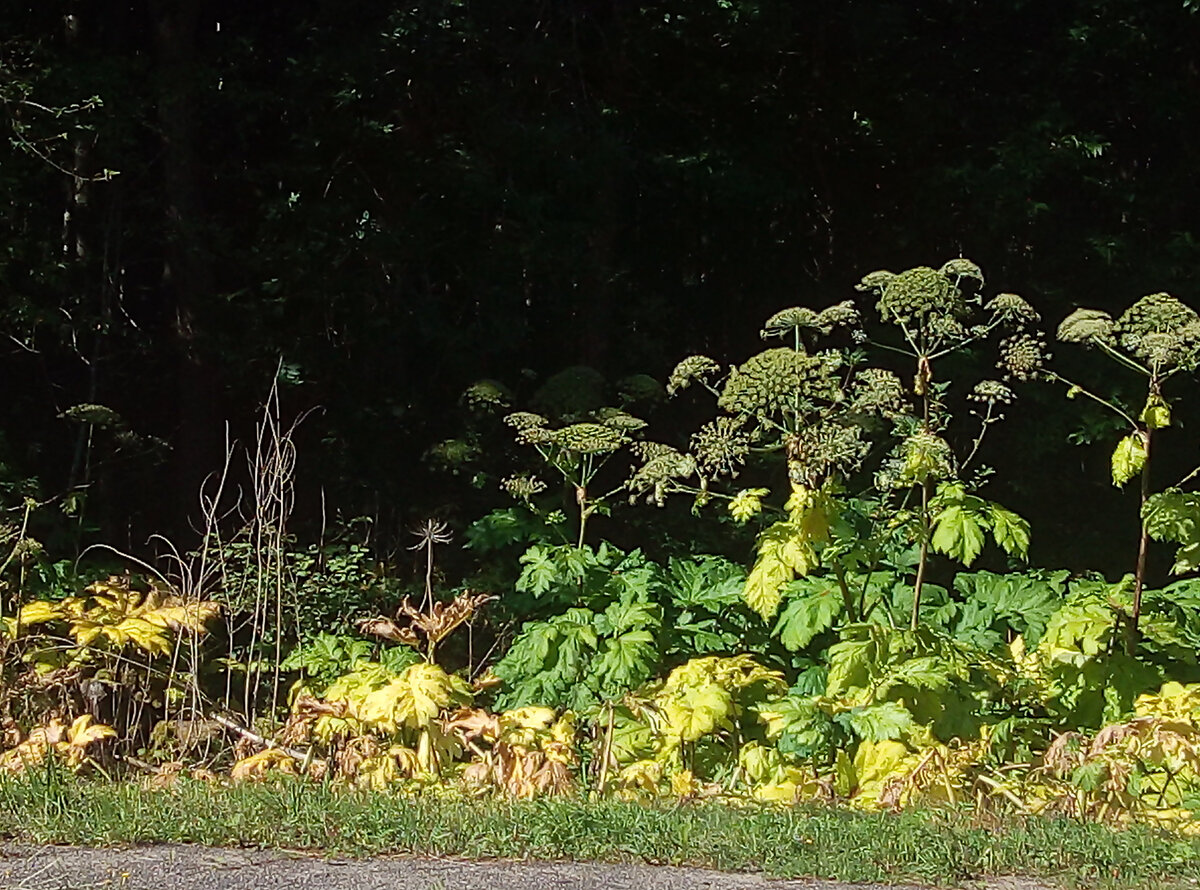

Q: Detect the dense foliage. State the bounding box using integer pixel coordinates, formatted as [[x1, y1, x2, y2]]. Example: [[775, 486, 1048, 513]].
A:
[[7, 0, 1200, 839]]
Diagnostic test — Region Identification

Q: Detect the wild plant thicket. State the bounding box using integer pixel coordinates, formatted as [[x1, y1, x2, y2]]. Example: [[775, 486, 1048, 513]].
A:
[[6, 259, 1200, 832]]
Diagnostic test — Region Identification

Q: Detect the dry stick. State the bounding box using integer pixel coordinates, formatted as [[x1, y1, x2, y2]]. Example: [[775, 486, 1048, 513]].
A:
[[161, 436, 238, 726], [595, 703, 616, 797], [209, 712, 312, 763], [0, 499, 34, 630]]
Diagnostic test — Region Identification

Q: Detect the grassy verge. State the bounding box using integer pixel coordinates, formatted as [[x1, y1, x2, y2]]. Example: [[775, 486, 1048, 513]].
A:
[[2, 773, 1199, 888]]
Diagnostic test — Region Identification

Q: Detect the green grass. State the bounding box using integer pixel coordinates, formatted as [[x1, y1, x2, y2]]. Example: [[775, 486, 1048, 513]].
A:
[[2, 772, 1199, 888]]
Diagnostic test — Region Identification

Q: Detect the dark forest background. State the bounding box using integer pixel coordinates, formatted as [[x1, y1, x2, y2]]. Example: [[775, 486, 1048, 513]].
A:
[[3, 0, 1200, 581]]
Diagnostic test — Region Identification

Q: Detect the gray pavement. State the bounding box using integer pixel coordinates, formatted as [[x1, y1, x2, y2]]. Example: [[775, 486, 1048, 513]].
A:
[[0, 844, 1053, 890]]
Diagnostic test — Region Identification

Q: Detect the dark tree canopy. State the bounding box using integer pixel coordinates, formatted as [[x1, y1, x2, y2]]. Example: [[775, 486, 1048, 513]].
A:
[[3, 0, 1200, 571]]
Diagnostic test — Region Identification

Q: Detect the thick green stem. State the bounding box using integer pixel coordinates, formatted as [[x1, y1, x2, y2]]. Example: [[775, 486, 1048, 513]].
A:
[[832, 560, 857, 622]]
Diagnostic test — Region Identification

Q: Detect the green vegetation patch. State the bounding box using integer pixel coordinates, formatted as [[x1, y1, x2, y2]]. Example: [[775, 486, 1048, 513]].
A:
[[2, 775, 1200, 888]]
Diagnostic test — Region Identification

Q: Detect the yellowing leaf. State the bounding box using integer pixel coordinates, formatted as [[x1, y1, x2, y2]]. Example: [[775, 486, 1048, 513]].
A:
[[785, 484, 832, 542], [661, 681, 733, 742], [744, 520, 819, 621], [670, 768, 698, 797], [351, 754, 401, 790], [1136, 682, 1200, 722], [744, 548, 793, 622], [231, 749, 298, 782], [66, 715, 117, 748], [501, 706, 557, 732], [17, 601, 63, 626], [1141, 393, 1172, 431], [739, 741, 785, 784], [113, 617, 173, 655], [1111, 432, 1147, 487], [851, 739, 916, 803], [357, 662, 472, 735], [728, 488, 770, 523], [614, 758, 662, 797], [549, 713, 576, 748], [140, 599, 221, 633]]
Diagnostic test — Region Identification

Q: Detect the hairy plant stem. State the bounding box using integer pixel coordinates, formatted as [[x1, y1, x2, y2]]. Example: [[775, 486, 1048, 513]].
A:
[[576, 485, 590, 549], [911, 365, 933, 632], [421, 538, 434, 613], [911, 479, 931, 632], [1128, 429, 1153, 655]]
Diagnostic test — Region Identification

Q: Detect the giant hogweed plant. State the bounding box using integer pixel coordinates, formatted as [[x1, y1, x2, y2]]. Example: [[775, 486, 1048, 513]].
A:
[[660, 299, 899, 625], [854, 260, 1039, 629], [650, 260, 1036, 636], [1052, 293, 1200, 648], [430, 366, 666, 554]]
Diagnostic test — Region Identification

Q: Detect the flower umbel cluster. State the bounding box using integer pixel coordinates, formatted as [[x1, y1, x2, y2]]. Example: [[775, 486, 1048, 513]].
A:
[[667, 355, 721, 396], [848, 368, 907, 418], [691, 416, 752, 479], [759, 301, 861, 341], [1116, 293, 1200, 371], [969, 380, 1016, 406], [626, 444, 697, 507], [985, 293, 1040, 328], [502, 474, 547, 503], [785, 422, 870, 488], [717, 348, 842, 429], [998, 333, 1050, 381], [869, 266, 965, 326], [462, 379, 512, 411]]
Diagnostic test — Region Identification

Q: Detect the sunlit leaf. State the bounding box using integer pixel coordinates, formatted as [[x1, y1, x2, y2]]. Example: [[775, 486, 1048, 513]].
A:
[[1111, 432, 1147, 487]]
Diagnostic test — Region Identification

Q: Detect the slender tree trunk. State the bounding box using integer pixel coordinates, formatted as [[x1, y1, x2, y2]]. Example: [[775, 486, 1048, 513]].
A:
[[61, 4, 112, 546]]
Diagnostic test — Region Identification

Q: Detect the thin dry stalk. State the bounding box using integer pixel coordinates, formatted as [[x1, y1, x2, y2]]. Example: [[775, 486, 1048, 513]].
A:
[[241, 377, 303, 726]]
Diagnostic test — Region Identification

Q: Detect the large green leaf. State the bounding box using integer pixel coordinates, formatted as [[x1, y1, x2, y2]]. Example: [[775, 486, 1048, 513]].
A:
[[757, 695, 841, 762], [930, 483, 1031, 567], [591, 629, 658, 700], [492, 607, 599, 709], [951, 570, 1065, 649], [825, 627, 879, 698], [1145, 489, 1200, 575], [838, 701, 915, 742], [930, 503, 987, 566], [515, 545, 558, 596], [595, 600, 661, 636], [667, 556, 746, 611], [877, 654, 956, 695], [773, 578, 843, 651], [987, 503, 1030, 558]]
